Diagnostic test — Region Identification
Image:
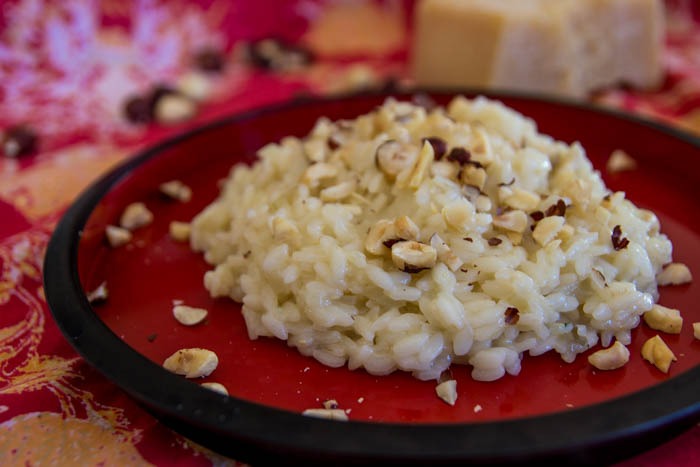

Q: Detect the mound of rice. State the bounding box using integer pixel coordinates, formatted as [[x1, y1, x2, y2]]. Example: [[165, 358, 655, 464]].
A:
[[190, 96, 673, 382]]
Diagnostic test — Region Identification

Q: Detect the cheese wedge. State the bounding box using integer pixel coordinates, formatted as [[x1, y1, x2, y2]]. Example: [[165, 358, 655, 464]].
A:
[[411, 0, 664, 98]]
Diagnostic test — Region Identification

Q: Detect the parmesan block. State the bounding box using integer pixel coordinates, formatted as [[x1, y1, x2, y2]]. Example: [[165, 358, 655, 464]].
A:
[[412, 0, 664, 98]]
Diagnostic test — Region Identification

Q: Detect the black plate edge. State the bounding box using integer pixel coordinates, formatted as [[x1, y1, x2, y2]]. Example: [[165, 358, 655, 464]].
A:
[[43, 89, 700, 465]]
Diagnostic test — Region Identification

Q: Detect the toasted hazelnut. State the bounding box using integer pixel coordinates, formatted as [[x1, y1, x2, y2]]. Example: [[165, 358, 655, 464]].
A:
[[493, 210, 528, 233], [391, 240, 437, 273], [365, 219, 396, 255], [201, 382, 228, 395], [408, 140, 435, 188], [154, 93, 197, 124], [119, 202, 153, 231], [105, 225, 132, 247], [430, 233, 463, 272], [641, 335, 677, 373], [435, 379, 458, 406], [375, 140, 418, 179], [460, 165, 487, 191], [532, 216, 565, 246], [643, 304, 683, 334], [657, 263, 692, 286], [159, 180, 192, 202], [606, 149, 637, 173], [173, 304, 208, 326], [163, 348, 219, 378], [301, 162, 338, 188], [169, 221, 191, 242], [587, 341, 630, 370], [302, 408, 349, 421], [394, 216, 420, 241]]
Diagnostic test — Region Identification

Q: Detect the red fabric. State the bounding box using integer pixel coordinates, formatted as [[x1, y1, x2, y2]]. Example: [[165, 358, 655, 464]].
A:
[[0, 1, 698, 465]]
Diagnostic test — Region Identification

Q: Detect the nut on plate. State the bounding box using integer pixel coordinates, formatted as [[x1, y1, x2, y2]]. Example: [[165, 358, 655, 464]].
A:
[[643, 304, 683, 334], [169, 221, 191, 242], [587, 341, 630, 370], [641, 335, 677, 373], [120, 202, 153, 230], [160, 180, 192, 202], [656, 262, 692, 286], [606, 149, 637, 173], [163, 348, 219, 378], [435, 379, 458, 406], [105, 225, 132, 247], [201, 382, 228, 395], [173, 304, 208, 326]]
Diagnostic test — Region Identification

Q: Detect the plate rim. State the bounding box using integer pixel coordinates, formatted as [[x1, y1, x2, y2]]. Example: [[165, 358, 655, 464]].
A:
[[43, 89, 700, 465]]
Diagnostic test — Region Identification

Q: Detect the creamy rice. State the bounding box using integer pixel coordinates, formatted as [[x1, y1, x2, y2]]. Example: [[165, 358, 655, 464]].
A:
[[190, 96, 673, 382]]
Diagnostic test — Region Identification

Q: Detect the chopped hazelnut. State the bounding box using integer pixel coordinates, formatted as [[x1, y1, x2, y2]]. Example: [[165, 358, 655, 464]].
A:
[[394, 216, 420, 241], [119, 202, 153, 231], [408, 142, 435, 189], [87, 281, 109, 304], [201, 382, 228, 395], [430, 233, 463, 272], [375, 140, 418, 179], [693, 322, 700, 340], [606, 150, 637, 173], [159, 180, 192, 202], [435, 379, 457, 406], [163, 348, 219, 378], [643, 304, 683, 334], [391, 240, 437, 273], [657, 263, 692, 286], [105, 225, 133, 247], [302, 408, 349, 421], [641, 335, 677, 373], [169, 221, 191, 242], [422, 137, 447, 160], [365, 219, 397, 255], [587, 341, 630, 370], [173, 304, 208, 326], [460, 164, 487, 191]]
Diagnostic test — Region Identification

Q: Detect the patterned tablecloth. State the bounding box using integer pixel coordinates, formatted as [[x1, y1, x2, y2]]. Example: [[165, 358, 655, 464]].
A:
[[0, 0, 699, 465]]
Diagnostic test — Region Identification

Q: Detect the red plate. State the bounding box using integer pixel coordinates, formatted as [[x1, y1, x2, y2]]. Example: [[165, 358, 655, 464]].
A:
[[45, 91, 700, 464]]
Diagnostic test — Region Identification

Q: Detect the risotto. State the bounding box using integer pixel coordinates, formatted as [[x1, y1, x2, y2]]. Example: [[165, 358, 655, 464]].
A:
[[190, 96, 674, 382]]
